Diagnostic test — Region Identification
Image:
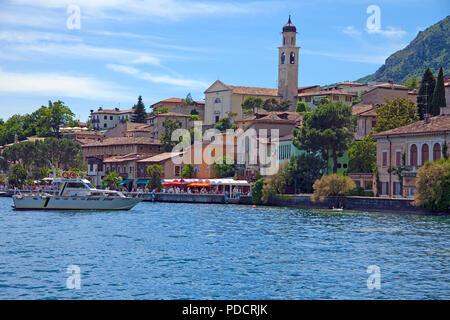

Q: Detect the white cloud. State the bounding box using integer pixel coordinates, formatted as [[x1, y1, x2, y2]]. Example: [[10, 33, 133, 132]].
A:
[[107, 63, 209, 89], [366, 26, 407, 38], [0, 68, 134, 101], [302, 49, 393, 65], [11, 0, 278, 21], [341, 26, 362, 37], [0, 30, 81, 43], [7, 42, 161, 66]]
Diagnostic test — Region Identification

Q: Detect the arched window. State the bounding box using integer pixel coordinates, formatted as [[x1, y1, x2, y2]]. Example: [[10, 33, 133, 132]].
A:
[[281, 52, 285, 64], [290, 52, 295, 64], [433, 143, 441, 161], [410, 144, 417, 166], [421, 144, 429, 165]]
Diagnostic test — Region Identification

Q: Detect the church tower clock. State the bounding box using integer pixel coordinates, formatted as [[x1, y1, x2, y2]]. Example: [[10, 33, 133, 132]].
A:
[[278, 16, 299, 108]]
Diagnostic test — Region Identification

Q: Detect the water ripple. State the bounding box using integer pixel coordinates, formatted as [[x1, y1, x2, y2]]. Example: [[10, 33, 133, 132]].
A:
[[0, 199, 448, 299]]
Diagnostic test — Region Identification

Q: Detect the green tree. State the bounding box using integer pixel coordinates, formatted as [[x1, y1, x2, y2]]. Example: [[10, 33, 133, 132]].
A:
[[190, 108, 199, 116], [160, 119, 182, 152], [241, 97, 263, 115], [183, 93, 194, 106], [405, 77, 419, 90], [251, 178, 265, 205], [213, 156, 235, 178], [287, 153, 327, 193], [311, 174, 356, 202], [318, 97, 330, 105], [102, 172, 122, 190], [189, 114, 200, 121], [295, 101, 309, 113], [131, 96, 147, 123], [261, 164, 289, 204], [417, 68, 436, 119], [413, 158, 450, 212], [181, 164, 194, 178], [262, 98, 290, 112], [41, 100, 76, 138], [213, 117, 236, 132], [151, 107, 169, 115], [373, 98, 419, 133], [430, 67, 446, 116], [348, 137, 377, 173], [293, 102, 356, 173], [8, 163, 28, 188], [146, 164, 163, 191]]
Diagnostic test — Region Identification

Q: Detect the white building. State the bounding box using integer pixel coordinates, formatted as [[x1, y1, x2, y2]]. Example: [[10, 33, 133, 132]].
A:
[[90, 107, 134, 130]]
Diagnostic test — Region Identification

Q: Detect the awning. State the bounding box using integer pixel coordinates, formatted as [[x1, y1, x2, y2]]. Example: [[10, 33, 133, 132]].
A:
[[136, 179, 150, 185], [119, 179, 133, 186], [187, 183, 210, 188], [163, 181, 187, 187]]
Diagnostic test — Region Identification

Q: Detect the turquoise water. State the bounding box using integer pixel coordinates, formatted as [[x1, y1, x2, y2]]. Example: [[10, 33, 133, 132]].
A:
[[0, 197, 449, 299]]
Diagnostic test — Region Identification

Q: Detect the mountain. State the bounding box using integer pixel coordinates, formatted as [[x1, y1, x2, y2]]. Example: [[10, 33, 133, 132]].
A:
[[358, 15, 449, 84]]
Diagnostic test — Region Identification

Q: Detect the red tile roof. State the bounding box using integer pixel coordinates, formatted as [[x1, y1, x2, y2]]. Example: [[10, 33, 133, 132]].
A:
[[81, 137, 160, 147], [225, 85, 279, 97], [298, 90, 355, 97], [372, 114, 450, 138], [91, 108, 134, 115]]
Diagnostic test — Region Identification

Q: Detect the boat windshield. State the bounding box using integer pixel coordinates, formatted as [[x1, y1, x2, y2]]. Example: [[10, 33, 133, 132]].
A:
[[86, 182, 95, 189]]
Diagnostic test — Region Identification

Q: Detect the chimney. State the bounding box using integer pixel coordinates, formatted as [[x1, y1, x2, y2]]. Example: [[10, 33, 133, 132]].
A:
[[424, 113, 430, 124]]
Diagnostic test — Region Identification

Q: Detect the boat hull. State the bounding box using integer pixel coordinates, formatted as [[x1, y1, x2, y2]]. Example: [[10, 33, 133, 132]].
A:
[[12, 195, 142, 211]]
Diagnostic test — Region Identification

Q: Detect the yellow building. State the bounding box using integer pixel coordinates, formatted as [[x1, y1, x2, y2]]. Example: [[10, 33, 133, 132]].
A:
[[204, 80, 280, 125], [203, 17, 300, 126]]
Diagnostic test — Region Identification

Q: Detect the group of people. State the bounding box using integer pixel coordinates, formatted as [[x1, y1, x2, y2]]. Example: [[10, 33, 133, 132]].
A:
[[124, 185, 249, 198]]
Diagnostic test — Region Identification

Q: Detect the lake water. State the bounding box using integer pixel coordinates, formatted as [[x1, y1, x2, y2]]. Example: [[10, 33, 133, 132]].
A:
[[0, 197, 449, 299]]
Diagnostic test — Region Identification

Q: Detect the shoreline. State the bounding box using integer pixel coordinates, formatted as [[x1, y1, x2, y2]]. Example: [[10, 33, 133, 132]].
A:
[[1, 191, 446, 216]]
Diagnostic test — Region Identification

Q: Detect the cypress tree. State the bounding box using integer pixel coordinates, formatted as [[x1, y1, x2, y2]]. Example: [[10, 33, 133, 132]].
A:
[[430, 67, 446, 116], [131, 96, 147, 123], [416, 68, 435, 119]]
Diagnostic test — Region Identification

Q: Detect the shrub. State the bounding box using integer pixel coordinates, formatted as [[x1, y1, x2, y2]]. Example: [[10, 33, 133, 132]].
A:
[[413, 159, 450, 212], [345, 187, 374, 197], [312, 174, 356, 202], [251, 178, 264, 205], [261, 164, 289, 204]]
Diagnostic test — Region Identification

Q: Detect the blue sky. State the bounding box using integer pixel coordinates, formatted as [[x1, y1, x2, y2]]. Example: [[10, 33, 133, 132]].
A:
[[0, 0, 448, 122]]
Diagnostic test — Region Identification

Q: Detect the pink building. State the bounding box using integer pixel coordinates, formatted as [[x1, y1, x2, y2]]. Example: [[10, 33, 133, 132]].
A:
[[372, 114, 450, 198]]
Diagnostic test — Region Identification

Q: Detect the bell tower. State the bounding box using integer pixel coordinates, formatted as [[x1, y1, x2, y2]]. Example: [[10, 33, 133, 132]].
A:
[[278, 15, 299, 107]]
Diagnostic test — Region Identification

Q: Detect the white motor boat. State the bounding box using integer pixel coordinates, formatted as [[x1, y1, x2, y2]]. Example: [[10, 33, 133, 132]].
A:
[[12, 176, 142, 211]]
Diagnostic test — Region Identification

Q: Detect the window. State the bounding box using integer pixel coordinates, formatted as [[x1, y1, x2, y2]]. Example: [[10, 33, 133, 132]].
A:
[[104, 123, 107, 128], [305, 96, 311, 102], [214, 98, 221, 103], [110, 116, 113, 120], [175, 166, 181, 176], [280, 52, 286, 64], [333, 95, 339, 101], [382, 150, 388, 167], [104, 116, 107, 120], [372, 120, 377, 128], [290, 52, 295, 64], [345, 96, 352, 102], [215, 115, 220, 123], [421, 144, 429, 165], [193, 165, 200, 173], [433, 143, 441, 161], [67, 183, 86, 189], [395, 151, 401, 166], [410, 144, 418, 166]]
